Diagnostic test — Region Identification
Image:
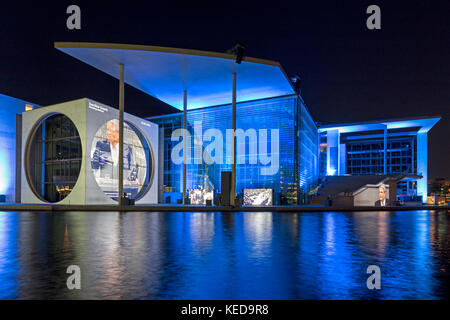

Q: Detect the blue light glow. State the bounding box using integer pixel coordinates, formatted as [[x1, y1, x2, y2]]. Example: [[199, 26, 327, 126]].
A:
[[417, 132, 428, 203], [0, 149, 10, 194], [151, 95, 319, 204], [55, 44, 295, 110], [318, 118, 440, 134], [0, 94, 39, 201], [327, 168, 336, 176]]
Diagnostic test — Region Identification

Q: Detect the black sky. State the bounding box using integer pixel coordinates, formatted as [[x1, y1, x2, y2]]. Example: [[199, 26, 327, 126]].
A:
[[1, 1, 449, 178]]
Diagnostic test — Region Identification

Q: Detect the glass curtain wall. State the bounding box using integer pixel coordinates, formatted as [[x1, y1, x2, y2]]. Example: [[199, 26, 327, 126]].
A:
[[151, 95, 319, 205]]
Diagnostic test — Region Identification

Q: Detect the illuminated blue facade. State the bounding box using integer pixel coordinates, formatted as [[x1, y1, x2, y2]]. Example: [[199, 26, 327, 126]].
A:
[[150, 94, 319, 205], [318, 117, 440, 203], [0, 94, 39, 202], [0, 91, 439, 206]]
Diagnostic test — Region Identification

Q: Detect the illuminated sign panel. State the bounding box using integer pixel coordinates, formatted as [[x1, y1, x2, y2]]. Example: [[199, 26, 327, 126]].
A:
[[243, 189, 273, 206], [188, 189, 214, 204]]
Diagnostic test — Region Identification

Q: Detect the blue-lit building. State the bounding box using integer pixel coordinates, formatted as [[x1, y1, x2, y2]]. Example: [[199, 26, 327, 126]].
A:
[[0, 94, 39, 203], [149, 94, 319, 205], [0, 43, 441, 205], [318, 117, 440, 203]]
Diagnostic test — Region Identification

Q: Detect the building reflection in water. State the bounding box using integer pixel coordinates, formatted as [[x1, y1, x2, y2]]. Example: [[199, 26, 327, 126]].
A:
[[189, 212, 216, 255], [412, 211, 433, 298], [0, 210, 448, 299], [352, 211, 391, 262], [318, 212, 355, 299], [0, 212, 20, 299], [243, 212, 273, 259]]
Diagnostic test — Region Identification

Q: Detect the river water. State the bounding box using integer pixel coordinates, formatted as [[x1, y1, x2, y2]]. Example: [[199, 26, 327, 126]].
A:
[[0, 210, 449, 299]]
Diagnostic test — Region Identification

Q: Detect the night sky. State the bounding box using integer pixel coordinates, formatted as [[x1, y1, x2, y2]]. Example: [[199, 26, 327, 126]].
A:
[[1, 1, 449, 179]]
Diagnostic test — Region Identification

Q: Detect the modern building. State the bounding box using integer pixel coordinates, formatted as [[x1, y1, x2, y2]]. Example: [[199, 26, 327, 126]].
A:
[[318, 117, 440, 203], [149, 94, 318, 205], [428, 178, 450, 205], [0, 42, 441, 205], [20, 98, 158, 205]]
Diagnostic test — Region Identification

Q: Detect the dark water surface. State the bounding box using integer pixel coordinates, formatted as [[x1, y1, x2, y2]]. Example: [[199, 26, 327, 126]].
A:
[[0, 210, 449, 299]]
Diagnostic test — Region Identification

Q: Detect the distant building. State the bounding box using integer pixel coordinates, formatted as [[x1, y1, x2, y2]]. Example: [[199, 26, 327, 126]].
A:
[[318, 117, 440, 203], [428, 178, 450, 204]]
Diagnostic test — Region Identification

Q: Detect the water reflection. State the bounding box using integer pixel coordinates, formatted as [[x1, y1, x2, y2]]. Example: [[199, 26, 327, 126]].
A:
[[0, 210, 448, 299]]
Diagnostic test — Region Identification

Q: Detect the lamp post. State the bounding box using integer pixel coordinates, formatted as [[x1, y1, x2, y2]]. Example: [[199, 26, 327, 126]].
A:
[[118, 63, 124, 206], [183, 89, 187, 204], [231, 71, 236, 206]]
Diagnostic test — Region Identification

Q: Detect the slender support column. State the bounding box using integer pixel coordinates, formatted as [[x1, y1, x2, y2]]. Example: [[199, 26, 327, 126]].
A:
[[118, 63, 124, 206], [182, 90, 187, 204], [339, 143, 346, 175], [383, 126, 387, 175], [231, 72, 237, 206]]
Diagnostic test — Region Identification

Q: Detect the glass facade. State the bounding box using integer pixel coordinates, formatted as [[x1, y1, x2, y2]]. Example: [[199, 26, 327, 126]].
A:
[[150, 95, 319, 205], [154, 114, 183, 195], [319, 130, 420, 200], [298, 102, 319, 204], [345, 136, 416, 175], [27, 113, 82, 203]]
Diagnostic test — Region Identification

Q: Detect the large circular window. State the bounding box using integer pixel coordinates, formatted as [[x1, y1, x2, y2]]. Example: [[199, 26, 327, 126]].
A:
[[90, 119, 153, 201], [26, 113, 82, 203]]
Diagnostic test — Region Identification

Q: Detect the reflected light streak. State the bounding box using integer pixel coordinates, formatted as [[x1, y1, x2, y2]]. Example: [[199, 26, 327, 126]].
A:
[[324, 213, 336, 256], [190, 213, 215, 253], [243, 212, 273, 259]]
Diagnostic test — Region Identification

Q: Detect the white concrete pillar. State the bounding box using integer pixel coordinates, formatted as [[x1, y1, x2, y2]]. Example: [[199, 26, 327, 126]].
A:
[[326, 129, 339, 176]]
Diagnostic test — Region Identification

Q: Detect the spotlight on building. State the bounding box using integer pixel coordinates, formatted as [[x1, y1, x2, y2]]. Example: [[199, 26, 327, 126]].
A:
[[226, 43, 246, 64]]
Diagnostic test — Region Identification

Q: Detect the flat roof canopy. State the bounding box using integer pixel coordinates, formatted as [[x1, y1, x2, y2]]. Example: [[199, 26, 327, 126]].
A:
[[55, 42, 295, 110], [318, 116, 441, 134]]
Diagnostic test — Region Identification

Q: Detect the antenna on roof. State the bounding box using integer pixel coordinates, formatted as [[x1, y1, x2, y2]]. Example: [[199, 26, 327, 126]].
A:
[[291, 73, 302, 95], [226, 43, 245, 64]]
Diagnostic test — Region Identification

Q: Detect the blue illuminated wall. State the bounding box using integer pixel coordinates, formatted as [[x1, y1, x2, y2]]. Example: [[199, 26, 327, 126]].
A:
[[298, 102, 319, 203], [416, 132, 428, 203], [0, 94, 39, 202], [150, 95, 319, 205]]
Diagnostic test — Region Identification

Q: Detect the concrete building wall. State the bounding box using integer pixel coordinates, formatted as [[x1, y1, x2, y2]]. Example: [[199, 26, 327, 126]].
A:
[[21, 98, 158, 205], [21, 98, 87, 204]]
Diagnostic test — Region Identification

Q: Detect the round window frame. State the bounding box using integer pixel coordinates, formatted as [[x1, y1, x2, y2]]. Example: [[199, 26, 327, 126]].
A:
[[25, 112, 83, 203], [89, 119, 155, 202]]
